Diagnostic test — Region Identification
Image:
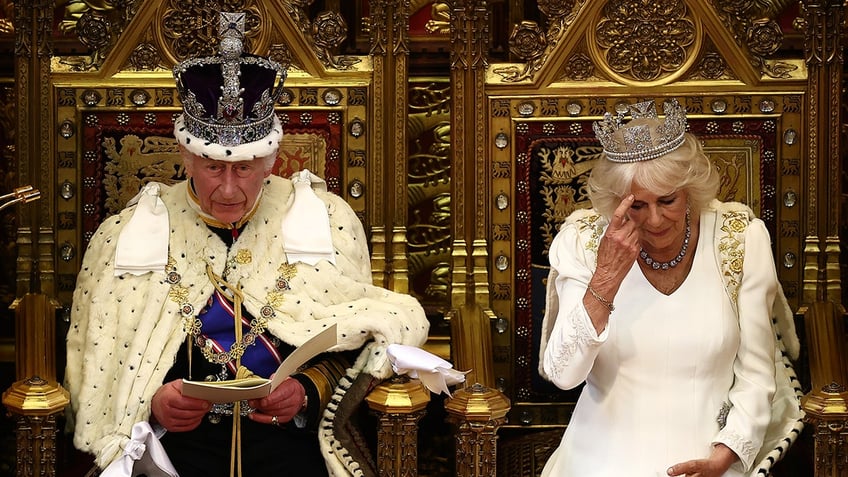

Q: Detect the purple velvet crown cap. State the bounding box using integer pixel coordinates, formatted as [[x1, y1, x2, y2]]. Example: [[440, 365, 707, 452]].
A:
[[176, 53, 279, 124], [172, 12, 286, 162]]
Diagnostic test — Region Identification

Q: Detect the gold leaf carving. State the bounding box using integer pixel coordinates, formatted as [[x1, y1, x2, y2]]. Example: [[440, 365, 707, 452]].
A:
[[101, 134, 182, 215], [594, 0, 697, 82]]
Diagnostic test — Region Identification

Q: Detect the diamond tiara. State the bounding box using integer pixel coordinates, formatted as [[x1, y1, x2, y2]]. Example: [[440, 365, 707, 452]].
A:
[[592, 99, 688, 163], [173, 12, 286, 149]]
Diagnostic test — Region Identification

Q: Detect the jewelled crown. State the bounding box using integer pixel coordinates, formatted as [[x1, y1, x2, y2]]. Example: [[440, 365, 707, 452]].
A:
[[173, 12, 286, 161], [592, 99, 688, 163]]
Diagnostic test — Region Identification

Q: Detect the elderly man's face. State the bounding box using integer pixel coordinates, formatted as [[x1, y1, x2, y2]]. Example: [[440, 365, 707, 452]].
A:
[[184, 155, 271, 224]]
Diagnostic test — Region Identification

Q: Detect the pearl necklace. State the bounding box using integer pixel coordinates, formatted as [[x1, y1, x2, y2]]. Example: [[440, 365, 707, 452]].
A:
[[639, 207, 691, 271]]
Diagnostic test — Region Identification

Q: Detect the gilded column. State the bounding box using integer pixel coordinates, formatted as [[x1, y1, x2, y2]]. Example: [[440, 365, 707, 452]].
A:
[[801, 301, 848, 477], [3, 2, 70, 476], [445, 383, 510, 477], [800, 0, 848, 471], [800, 0, 843, 304], [365, 375, 431, 477], [798, 1, 848, 475], [368, 0, 411, 293], [14, 0, 56, 297], [368, 0, 389, 288], [448, 0, 496, 388]]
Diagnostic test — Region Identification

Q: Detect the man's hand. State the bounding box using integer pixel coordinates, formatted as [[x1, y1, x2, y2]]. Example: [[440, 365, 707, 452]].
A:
[[247, 377, 306, 426], [151, 379, 212, 432], [667, 443, 738, 477]]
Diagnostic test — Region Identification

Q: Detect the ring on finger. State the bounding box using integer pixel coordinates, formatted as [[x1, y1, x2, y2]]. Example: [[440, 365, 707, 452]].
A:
[[271, 415, 279, 426]]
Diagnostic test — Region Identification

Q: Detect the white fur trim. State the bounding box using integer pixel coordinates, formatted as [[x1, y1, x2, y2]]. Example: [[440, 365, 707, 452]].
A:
[[65, 175, 429, 472], [173, 114, 283, 161]]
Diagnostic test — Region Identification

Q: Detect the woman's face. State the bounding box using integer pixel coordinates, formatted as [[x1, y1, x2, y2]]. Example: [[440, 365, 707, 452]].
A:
[[627, 184, 690, 255], [184, 155, 271, 224]]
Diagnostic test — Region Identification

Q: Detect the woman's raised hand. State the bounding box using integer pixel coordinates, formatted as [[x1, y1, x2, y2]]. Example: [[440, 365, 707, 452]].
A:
[[594, 194, 640, 286]]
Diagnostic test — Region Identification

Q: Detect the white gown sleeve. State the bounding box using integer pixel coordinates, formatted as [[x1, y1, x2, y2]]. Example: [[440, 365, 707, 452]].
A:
[[542, 221, 609, 391], [713, 218, 778, 472]]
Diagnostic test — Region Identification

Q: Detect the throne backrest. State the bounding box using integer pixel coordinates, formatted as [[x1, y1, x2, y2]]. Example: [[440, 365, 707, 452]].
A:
[[70, 106, 347, 251], [514, 107, 783, 407], [480, 3, 809, 474]]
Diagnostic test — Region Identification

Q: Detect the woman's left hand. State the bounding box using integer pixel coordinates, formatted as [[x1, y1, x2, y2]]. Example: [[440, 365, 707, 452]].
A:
[[246, 376, 306, 426], [666, 444, 737, 477]]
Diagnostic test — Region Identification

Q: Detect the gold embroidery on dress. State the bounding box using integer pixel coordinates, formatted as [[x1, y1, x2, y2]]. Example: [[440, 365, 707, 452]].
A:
[[718, 210, 747, 304], [576, 214, 604, 255]]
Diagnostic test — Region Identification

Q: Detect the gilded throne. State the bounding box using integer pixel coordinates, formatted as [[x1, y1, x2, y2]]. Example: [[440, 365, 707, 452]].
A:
[[2, 1, 848, 476]]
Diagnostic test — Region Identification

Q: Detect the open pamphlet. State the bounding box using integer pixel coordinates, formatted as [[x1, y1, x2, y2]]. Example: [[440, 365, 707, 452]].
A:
[[181, 324, 338, 403]]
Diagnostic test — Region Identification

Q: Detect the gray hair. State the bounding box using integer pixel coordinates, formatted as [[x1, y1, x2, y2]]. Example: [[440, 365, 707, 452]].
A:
[[180, 145, 278, 174]]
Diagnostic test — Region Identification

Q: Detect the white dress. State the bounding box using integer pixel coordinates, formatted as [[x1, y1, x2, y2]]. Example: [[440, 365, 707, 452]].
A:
[[541, 206, 777, 477]]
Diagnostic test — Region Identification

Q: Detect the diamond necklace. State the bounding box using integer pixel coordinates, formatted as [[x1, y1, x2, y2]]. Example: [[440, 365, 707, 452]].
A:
[[639, 206, 691, 271]]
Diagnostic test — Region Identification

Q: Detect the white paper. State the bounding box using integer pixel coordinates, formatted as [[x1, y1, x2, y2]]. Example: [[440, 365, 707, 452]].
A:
[[181, 324, 337, 403]]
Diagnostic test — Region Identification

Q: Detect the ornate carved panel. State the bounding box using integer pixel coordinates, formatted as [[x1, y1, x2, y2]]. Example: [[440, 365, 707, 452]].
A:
[[488, 94, 804, 426], [408, 80, 452, 310]]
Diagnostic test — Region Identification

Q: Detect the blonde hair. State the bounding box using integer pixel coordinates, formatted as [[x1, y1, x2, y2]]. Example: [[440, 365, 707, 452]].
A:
[[588, 131, 719, 218]]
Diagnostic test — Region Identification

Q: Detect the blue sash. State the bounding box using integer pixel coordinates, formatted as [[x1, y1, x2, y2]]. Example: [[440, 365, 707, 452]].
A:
[[197, 290, 282, 378]]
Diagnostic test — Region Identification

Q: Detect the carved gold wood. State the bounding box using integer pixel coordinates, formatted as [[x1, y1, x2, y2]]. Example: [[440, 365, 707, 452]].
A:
[[804, 382, 848, 477], [365, 376, 430, 477], [407, 80, 452, 310], [367, 0, 412, 293], [2, 294, 68, 477], [449, 0, 502, 389], [4, 413, 62, 477], [0, 82, 15, 366], [491, 0, 803, 86], [798, 0, 844, 305], [14, 0, 56, 300], [484, 2, 808, 430], [802, 301, 848, 477], [445, 383, 511, 477], [7, 1, 68, 475], [796, 1, 848, 469]]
